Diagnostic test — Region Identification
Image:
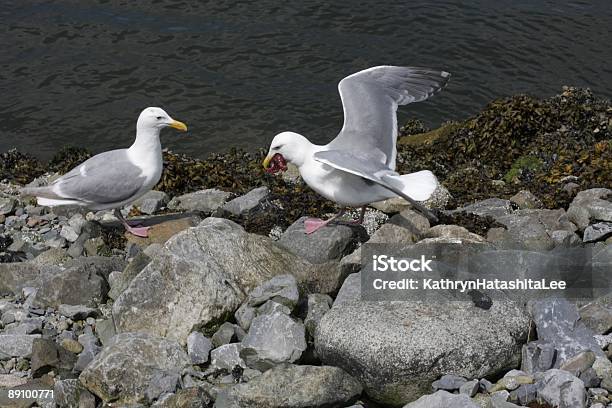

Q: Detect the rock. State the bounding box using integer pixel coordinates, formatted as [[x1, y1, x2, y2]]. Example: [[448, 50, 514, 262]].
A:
[[113, 218, 336, 345], [30, 338, 60, 377], [58, 304, 99, 320], [579, 367, 600, 388], [30, 248, 71, 267], [210, 343, 247, 371], [235, 303, 257, 331], [426, 224, 487, 243], [567, 188, 612, 229], [133, 190, 169, 215], [513, 383, 537, 406], [531, 298, 605, 363], [240, 313, 307, 371], [455, 198, 513, 219], [94, 319, 116, 346], [54, 379, 96, 408], [187, 332, 213, 365], [156, 386, 213, 408], [560, 350, 596, 375], [521, 341, 558, 373], [432, 374, 468, 391], [536, 369, 586, 408], [212, 322, 237, 348], [108, 251, 151, 300], [60, 225, 79, 242], [0, 334, 40, 359], [0, 262, 41, 296], [401, 390, 479, 408], [60, 338, 83, 354], [256, 300, 291, 317], [79, 332, 190, 404], [368, 208, 430, 245], [315, 274, 529, 405], [0, 197, 16, 215], [168, 188, 232, 213], [222, 186, 269, 216], [124, 215, 201, 248], [0, 374, 27, 388], [584, 222, 612, 243], [459, 379, 479, 397], [246, 274, 299, 309], [304, 294, 333, 337], [509, 190, 543, 209], [551, 229, 582, 247], [145, 370, 179, 402], [579, 301, 612, 334], [215, 364, 362, 408], [278, 216, 365, 264]]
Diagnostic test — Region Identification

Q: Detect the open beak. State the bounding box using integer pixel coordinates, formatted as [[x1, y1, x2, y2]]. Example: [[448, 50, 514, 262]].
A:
[[263, 154, 273, 169], [168, 119, 188, 132]]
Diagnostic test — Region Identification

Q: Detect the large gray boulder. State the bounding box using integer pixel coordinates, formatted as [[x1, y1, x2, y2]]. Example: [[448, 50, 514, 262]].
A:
[[214, 364, 362, 408], [222, 186, 269, 216], [536, 369, 586, 408], [168, 188, 232, 213], [112, 218, 340, 345], [0, 334, 40, 359], [567, 188, 612, 229], [79, 332, 190, 404], [315, 273, 529, 406]]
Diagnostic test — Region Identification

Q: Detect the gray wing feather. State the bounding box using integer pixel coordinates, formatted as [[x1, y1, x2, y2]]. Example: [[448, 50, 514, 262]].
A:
[[53, 149, 146, 204], [314, 150, 438, 221], [328, 66, 450, 170]]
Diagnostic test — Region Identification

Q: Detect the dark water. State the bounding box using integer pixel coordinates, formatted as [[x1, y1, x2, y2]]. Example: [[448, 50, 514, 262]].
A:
[[1, 0, 611, 160]]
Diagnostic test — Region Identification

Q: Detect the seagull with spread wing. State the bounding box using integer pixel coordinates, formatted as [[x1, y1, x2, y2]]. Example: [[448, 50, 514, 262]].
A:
[[21, 107, 187, 237], [263, 66, 450, 234]]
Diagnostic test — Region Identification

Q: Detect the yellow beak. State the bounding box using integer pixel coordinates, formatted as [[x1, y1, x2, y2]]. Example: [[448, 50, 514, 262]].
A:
[[169, 120, 188, 132], [263, 154, 273, 169]]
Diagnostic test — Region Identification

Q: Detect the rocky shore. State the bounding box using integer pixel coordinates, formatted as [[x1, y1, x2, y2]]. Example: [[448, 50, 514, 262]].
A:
[[0, 88, 611, 407]]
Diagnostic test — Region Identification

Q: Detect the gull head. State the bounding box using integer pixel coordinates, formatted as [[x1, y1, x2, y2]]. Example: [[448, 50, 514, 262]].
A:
[[263, 131, 311, 173], [137, 107, 187, 132]]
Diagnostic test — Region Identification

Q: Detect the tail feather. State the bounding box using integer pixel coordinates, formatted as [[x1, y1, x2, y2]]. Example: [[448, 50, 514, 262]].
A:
[[385, 170, 438, 201], [20, 186, 84, 207]]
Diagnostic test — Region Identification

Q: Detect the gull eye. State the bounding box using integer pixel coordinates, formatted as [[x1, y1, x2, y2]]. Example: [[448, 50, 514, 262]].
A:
[[156, 116, 163, 120]]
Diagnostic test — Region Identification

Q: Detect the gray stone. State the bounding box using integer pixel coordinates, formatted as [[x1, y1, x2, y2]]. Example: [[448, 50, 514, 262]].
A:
[[368, 208, 430, 245], [584, 222, 612, 243], [74, 333, 101, 372], [304, 294, 333, 337], [459, 380, 479, 397], [187, 332, 213, 365], [215, 364, 362, 408], [58, 304, 99, 320], [211, 343, 246, 371], [256, 299, 292, 317], [514, 383, 537, 406], [133, 190, 169, 215], [79, 332, 190, 404], [579, 301, 612, 334], [235, 303, 256, 331], [94, 319, 116, 346], [54, 378, 96, 408], [222, 186, 269, 216], [426, 224, 487, 243], [402, 390, 479, 408], [278, 216, 364, 264], [144, 370, 179, 402], [108, 251, 151, 300], [315, 273, 529, 406], [567, 188, 612, 229], [510, 190, 543, 209], [240, 313, 307, 371], [579, 367, 600, 388], [551, 229, 582, 247], [60, 225, 80, 242], [112, 218, 339, 345], [212, 322, 236, 348], [455, 198, 513, 219], [0, 334, 40, 359], [31, 338, 61, 377], [167, 188, 232, 213], [432, 374, 468, 391], [532, 298, 605, 363], [247, 274, 299, 309], [536, 369, 586, 408], [491, 390, 521, 408], [560, 350, 596, 375], [0, 197, 16, 215]]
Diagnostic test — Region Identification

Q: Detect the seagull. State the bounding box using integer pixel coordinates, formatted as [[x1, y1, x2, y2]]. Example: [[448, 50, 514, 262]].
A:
[[21, 107, 187, 237], [263, 66, 449, 234]]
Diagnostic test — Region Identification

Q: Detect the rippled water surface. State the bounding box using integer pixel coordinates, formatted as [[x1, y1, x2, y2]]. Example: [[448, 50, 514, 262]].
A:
[[1, 0, 611, 159]]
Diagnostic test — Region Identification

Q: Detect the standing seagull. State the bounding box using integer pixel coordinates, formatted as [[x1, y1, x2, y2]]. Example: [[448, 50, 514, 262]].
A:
[[21, 107, 187, 237], [263, 66, 449, 234]]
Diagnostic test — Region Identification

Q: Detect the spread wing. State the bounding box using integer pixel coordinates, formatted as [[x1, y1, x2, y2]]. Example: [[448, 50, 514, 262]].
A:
[[50, 149, 146, 204], [327, 66, 450, 170]]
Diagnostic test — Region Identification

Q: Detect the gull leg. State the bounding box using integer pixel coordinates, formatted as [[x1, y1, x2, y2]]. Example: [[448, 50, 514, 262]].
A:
[[304, 208, 345, 234], [114, 209, 150, 238]]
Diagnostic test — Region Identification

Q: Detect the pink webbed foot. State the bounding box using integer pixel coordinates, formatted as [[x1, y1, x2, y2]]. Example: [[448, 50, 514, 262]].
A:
[[304, 218, 329, 234], [125, 225, 151, 238]]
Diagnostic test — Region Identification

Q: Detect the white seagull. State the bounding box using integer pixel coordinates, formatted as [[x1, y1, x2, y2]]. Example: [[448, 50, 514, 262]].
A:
[[21, 107, 187, 237], [263, 66, 450, 234]]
